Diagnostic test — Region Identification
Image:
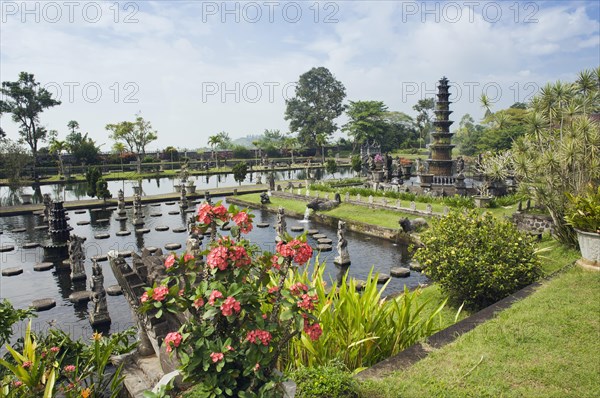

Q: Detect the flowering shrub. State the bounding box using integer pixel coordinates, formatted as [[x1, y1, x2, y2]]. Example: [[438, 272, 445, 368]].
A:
[[139, 203, 320, 397]]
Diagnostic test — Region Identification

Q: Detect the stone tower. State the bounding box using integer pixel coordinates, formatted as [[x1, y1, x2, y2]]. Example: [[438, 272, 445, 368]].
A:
[[428, 77, 455, 177]]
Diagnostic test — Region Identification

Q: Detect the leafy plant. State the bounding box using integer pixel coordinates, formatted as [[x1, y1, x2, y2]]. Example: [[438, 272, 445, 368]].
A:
[[232, 161, 249, 185], [350, 155, 362, 174], [0, 300, 34, 348], [325, 159, 337, 177], [415, 210, 541, 309], [565, 184, 600, 233], [284, 266, 449, 371], [292, 361, 359, 398]]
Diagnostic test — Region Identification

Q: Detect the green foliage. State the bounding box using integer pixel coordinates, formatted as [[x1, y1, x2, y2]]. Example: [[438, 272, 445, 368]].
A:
[[489, 193, 523, 208], [232, 145, 252, 159], [285, 266, 449, 371], [285, 67, 346, 149], [350, 155, 362, 174], [106, 114, 158, 173], [565, 184, 600, 233], [95, 178, 111, 201], [413, 98, 434, 148], [65, 131, 101, 165], [343, 101, 388, 150], [85, 167, 102, 198], [0, 139, 32, 189], [0, 300, 35, 348], [292, 361, 359, 398], [325, 159, 337, 176], [415, 210, 541, 309], [232, 161, 249, 185]]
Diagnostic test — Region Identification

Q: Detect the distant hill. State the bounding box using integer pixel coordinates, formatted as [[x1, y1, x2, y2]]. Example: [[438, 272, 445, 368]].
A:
[[231, 135, 261, 148]]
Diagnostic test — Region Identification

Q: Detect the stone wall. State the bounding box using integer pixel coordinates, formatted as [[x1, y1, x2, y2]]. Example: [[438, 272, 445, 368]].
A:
[[512, 212, 554, 234]]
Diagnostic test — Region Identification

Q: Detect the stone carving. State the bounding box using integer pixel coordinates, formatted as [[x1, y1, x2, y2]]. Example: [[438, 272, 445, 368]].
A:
[[89, 259, 111, 327], [345, 192, 350, 203], [268, 172, 275, 191], [179, 184, 188, 210], [357, 194, 361, 202], [204, 190, 212, 204], [48, 201, 72, 243], [307, 194, 341, 211], [275, 207, 287, 242], [256, 174, 262, 185], [410, 201, 417, 211], [68, 234, 86, 281], [117, 189, 126, 214], [260, 192, 271, 204], [334, 221, 350, 266], [426, 204, 433, 214], [186, 235, 202, 259], [368, 195, 374, 205], [42, 194, 52, 222], [399, 217, 429, 233], [133, 192, 144, 226], [396, 199, 401, 209]]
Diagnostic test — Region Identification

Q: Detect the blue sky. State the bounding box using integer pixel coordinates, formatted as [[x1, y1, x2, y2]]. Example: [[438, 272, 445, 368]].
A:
[[1, 0, 598, 150]]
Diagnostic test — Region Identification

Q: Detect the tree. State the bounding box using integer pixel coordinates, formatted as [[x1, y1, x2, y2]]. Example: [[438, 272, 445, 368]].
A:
[[208, 134, 222, 166], [380, 111, 417, 151], [95, 178, 112, 202], [85, 167, 102, 198], [0, 139, 32, 189], [285, 67, 346, 154], [66, 131, 101, 165], [351, 155, 362, 175], [325, 159, 338, 178], [511, 68, 600, 246], [412, 98, 434, 149], [163, 146, 179, 163], [454, 114, 484, 156], [0, 72, 61, 180], [106, 114, 158, 173], [342, 100, 388, 153], [282, 137, 300, 164], [48, 136, 67, 177], [232, 162, 248, 185], [67, 120, 79, 134], [216, 131, 233, 149]]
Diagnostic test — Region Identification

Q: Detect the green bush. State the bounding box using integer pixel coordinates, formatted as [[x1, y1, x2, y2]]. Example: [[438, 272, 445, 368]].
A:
[[292, 362, 359, 398], [232, 145, 252, 159], [565, 184, 600, 233], [415, 210, 541, 309]]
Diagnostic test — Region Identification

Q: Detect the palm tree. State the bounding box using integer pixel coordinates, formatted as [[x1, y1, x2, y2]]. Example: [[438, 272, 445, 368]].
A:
[[49, 139, 67, 177], [208, 135, 222, 168], [282, 137, 300, 164]]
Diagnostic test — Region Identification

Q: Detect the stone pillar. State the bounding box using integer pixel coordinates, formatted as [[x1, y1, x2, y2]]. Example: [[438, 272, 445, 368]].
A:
[[334, 220, 351, 266], [68, 235, 86, 281]]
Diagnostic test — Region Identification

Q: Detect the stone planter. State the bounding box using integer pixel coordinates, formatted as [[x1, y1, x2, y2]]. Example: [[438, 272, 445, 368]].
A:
[[21, 194, 33, 204], [174, 185, 182, 193], [402, 164, 413, 177], [575, 229, 600, 270], [186, 183, 196, 194], [474, 195, 492, 208]]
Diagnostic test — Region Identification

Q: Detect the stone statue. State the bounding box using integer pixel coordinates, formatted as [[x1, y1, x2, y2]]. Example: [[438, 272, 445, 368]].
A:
[[186, 235, 201, 259], [456, 156, 465, 174], [133, 192, 144, 226], [260, 192, 271, 204], [268, 172, 275, 191], [334, 221, 350, 266], [179, 184, 188, 210], [275, 207, 287, 242], [256, 174, 262, 185], [42, 193, 52, 222], [68, 235, 86, 281], [204, 190, 212, 204], [89, 259, 111, 326], [368, 154, 375, 171], [117, 189, 125, 214], [179, 160, 189, 183]]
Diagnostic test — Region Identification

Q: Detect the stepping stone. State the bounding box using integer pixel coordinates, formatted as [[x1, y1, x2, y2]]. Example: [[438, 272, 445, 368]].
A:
[[150, 213, 162, 217], [125, 206, 133, 209], [316, 244, 332, 251], [115, 216, 128, 221], [354, 280, 367, 291], [150, 203, 161, 207], [92, 254, 108, 262], [145, 246, 158, 253], [69, 291, 93, 303], [165, 243, 182, 250], [74, 210, 87, 214], [32, 298, 56, 311], [220, 224, 232, 231], [12, 228, 26, 233], [390, 267, 411, 278], [312, 234, 327, 239], [2, 267, 23, 276], [136, 228, 151, 234], [203, 228, 212, 235], [34, 225, 49, 230], [155, 226, 169, 232], [34, 262, 54, 271], [318, 238, 332, 244], [106, 285, 122, 296], [0, 244, 15, 252], [94, 233, 110, 239], [168, 211, 180, 215], [34, 210, 44, 216], [290, 226, 304, 232], [257, 223, 270, 228], [96, 218, 109, 223], [307, 229, 319, 235], [77, 221, 90, 226], [107, 207, 118, 211], [22, 242, 40, 249], [132, 220, 145, 226], [116, 230, 131, 236], [173, 227, 187, 233], [409, 261, 424, 272], [376, 274, 391, 284], [118, 251, 132, 258], [165, 202, 175, 205], [91, 208, 103, 212], [185, 209, 196, 214]]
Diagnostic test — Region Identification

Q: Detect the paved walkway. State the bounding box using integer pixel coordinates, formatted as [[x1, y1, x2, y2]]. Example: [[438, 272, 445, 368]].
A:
[[0, 185, 268, 216]]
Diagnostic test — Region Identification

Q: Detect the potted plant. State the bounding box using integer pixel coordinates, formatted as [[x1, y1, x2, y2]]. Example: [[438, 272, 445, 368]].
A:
[[565, 184, 600, 270]]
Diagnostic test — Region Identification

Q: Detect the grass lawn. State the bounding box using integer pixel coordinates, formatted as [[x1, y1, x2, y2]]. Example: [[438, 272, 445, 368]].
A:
[[359, 266, 600, 398]]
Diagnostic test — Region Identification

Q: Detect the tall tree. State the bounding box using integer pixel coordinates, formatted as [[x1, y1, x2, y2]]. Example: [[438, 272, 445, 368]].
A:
[[412, 98, 435, 149], [0, 139, 32, 189], [66, 131, 101, 165], [48, 136, 68, 176], [285, 67, 346, 154], [67, 120, 79, 134], [216, 131, 232, 149], [106, 114, 158, 173], [342, 100, 388, 153], [0, 72, 61, 180]]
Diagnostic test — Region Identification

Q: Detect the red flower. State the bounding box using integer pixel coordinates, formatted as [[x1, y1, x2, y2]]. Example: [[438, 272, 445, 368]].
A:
[[152, 285, 169, 302], [184, 253, 194, 262], [290, 282, 308, 296], [246, 329, 272, 346], [207, 246, 229, 271], [140, 291, 149, 303], [297, 293, 318, 311], [64, 364, 76, 373], [254, 363, 260, 372], [233, 211, 253, 234], [193, 297, 205, 309], [208, 290, 223, 306], [164, 254, 176, 268], [22, 361, 32, 369], [197, 203, 229, 225], [220, 296, 241, 317], [210, 352, 224, 363], [226, 345, 234, 351], [230, 245, 251, 267], [304, 321, 323, 341], [271, 255, 281, 270], [164, 332, 182, 353], [276, 240, 313, 265], [268, 286, 279, 294], [50, 346, 60, 353], [13, 381, 22, 387]]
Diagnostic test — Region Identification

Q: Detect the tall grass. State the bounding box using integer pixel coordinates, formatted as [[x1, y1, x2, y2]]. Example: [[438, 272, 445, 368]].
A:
[[283, 265, 451, 372]]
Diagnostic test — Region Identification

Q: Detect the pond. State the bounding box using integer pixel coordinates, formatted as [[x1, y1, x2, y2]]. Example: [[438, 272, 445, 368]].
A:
[[0, 196, 427, 341], [0, 167, 356, 205]]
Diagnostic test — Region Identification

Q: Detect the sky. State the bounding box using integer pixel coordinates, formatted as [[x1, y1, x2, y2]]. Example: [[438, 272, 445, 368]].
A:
[[0, 0, 599, 151]]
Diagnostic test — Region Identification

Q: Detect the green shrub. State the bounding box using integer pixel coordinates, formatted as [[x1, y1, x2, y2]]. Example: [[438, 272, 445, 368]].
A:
[[0, 300, 34, 348], [292, 361, 359, 398], [232, 145, 252, 159], [351, 155, 362, 174], [489, 193, 523, 208], [565, 184, 600, 233], [415, 210, 541, 309]]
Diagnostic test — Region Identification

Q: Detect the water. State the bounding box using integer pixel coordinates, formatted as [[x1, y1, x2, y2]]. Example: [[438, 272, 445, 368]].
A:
[[0, 167, 355, 205], [0, 196, 426, 340], [298, 208, 312, 223]]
